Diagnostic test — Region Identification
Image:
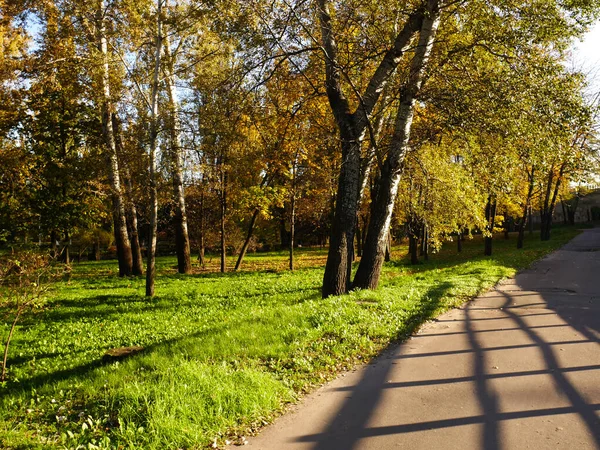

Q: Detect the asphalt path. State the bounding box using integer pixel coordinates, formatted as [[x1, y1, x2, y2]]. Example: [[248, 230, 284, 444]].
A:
[[243, 228, 600, 450]]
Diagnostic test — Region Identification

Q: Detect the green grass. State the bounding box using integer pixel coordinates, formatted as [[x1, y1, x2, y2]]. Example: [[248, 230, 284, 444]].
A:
[[0, 227, 583, 449]]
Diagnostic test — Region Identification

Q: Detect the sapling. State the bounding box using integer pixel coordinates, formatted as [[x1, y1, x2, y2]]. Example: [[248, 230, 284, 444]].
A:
[[0, 251, 60, 382]]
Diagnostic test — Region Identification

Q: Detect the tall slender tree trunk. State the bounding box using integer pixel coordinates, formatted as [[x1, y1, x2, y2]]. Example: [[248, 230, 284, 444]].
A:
[[356, 218, 363, 258], [517, 168, 535, 249], [561, 200, 568, 225], [353, 3, 440, 290], [63, 231, 70, 265], [457, 229, 462, 253], [384, 231, 392, 262], [164, 31, 191, 274], [124, 174, 143, 275], [540, 163, 565, 241], [422, 225, 429, 261], [290, 190, 296, 271], [197, 186, 205, 267], [97, 1, 132, 277], [409, 233, 419, 265], [289, 158, 297, 271], [219, 157, 227, 273], [51, 230, 58, 259], [113, 115, 144, 276], [484, 195, 497, 256], [145, 0, 162, 297]]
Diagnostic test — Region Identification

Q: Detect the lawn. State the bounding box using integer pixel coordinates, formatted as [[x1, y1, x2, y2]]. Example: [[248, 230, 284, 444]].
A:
[[0, 227, 582, 449]]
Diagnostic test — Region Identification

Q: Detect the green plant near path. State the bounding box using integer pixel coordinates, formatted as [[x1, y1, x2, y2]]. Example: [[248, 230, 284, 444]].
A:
[[0, 227, 582, 449], [0, 252, 62, 382]]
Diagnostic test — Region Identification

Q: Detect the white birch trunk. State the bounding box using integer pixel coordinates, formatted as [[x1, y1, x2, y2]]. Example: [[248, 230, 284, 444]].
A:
[[145, 0, 163, 297]]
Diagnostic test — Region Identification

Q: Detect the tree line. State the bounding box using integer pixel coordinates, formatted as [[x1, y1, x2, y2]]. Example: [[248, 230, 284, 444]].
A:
[[0, 0, 598, 297]]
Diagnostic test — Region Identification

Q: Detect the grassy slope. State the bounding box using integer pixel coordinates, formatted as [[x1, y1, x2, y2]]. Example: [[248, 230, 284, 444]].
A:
[[0, 227, 582, 449]]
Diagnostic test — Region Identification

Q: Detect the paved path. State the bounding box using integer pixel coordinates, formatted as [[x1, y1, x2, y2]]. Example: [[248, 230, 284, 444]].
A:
[[244, 229, 600, 450]]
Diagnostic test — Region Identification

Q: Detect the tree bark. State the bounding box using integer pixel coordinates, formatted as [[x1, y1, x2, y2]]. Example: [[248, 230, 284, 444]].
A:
[[409, 233, 419, 265], [561, 200, 568, 225], [197, 187, 205, 267], [124, 174, 143, 275], [384, 230, 392, 262], [422, 225, 429, 261], [164, 30, 191, 274], [517, 167, 535, 248], [63, 231, 70, 265], [356, 218, 363, 258], [51, 230, 58, 259], [484, 195, 497, 256], [235, 209, 259, 271], [145, 1, 162, 297], [97, 1, 132, 277], [353, 2, 440, 290], [322, 138, 361, 296], [540, 163, 565, 241], [457, 229, 462, 253], [317, 0, 424, 297], [517, 167, 535, 249], [219, 156, 227, 273], [113, 115, 144, 276], [289, 164, 296, 271]]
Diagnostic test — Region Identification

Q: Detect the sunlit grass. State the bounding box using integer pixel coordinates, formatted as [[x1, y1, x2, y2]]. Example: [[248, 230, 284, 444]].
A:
[[0, 227, 581, 449]]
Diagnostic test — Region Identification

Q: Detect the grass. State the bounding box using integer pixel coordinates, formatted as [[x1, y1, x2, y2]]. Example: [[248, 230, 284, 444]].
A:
[[0, 226, 583, 449]]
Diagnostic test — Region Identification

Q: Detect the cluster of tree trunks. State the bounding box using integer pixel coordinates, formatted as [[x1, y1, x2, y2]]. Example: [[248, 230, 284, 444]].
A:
[[318, 0, 440, 296]]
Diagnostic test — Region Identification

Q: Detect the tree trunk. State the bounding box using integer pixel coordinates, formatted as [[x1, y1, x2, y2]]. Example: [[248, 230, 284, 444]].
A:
[[541, 163, 565, 241], [289, 184, 296, 272], [353, 5, 440, 290], [561, 200, 568, 225], [457, 229, 462, 253], [145, 1, 162, 297], [93, 236, 101, 261], [422, 225, 429, 261], [197, 188, 205, 267], [384, 230, 392, 262], [484, 196, 497, 256], [97, 1, 132, 277], [111, 116, 143, 275], [316, 0, 424, 297], [234, 209, 259, 271], [164, 31, 191, 274], [356, 218, 363, 258], [322, 139, 362, 296], [63, 231, 70, 265], [517, 168, 535, 250], [51, 230, 58, 259], [124, 175, 143, 275], [409, 234, 419, 265], [220, 159, 227, 273]]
